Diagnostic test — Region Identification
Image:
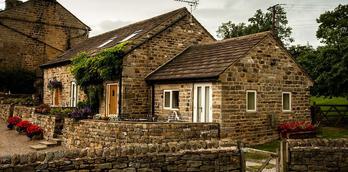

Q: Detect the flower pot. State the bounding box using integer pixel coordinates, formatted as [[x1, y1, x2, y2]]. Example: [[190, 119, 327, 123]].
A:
[[7, 124, 14, 130], [284, 131, 317, 139]]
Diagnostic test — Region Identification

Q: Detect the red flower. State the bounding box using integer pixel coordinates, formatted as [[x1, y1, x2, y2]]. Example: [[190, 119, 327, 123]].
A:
[[7, 116, 22, 125], [278, 121, 315, 136], [16, 120, 32, 129], [26, 125, 43, 136]]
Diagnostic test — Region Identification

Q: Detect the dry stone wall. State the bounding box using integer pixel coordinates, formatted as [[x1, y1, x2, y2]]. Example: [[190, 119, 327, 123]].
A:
[[286, 139, 348, 172], [0, 104, 56, 139], [218, 36, 313, 145], [0, 146, 241, 172], [63, 119, 220, 149], [0, 104, 11, 122]]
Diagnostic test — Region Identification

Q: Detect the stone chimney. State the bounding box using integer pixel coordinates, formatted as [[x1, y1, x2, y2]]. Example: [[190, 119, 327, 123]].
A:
[[5, 0, 23, 10]]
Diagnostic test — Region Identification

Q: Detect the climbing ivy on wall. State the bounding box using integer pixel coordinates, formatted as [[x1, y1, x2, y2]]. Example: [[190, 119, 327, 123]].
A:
[[70, 42, 127, 112]]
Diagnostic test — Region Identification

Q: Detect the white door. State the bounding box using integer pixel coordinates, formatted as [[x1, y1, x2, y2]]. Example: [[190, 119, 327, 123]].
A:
[[193, 84, 213, 122], [70, 81, 78, 107]]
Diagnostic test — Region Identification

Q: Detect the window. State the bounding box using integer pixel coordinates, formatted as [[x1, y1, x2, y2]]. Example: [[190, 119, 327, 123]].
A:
[[120, 30, 142, 42], [98, 36, 118, 48], [70, 81, 78, 107], [246, 90, 257, 112], [282, 92, 291, 112], [163, 90, 179, 110]]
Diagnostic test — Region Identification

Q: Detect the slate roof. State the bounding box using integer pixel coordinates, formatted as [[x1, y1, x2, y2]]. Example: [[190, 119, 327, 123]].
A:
[[41, 7, 209, 68], [146, 31, 272, 82]]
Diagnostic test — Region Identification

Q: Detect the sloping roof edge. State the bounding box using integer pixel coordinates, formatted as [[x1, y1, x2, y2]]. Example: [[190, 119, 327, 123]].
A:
[[40, 7, 193, 69]]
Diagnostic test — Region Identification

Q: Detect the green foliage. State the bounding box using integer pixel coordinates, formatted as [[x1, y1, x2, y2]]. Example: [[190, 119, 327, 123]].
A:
[[71, 42, 126, 90], [70, 42, 127, 112], [0, 69, 36, 94], [217, 6, 293, 45], [318, 127, 348, 139], [292, 4, 348, 97], [50, 107, 73, 117], [311, 96, 348, 105]]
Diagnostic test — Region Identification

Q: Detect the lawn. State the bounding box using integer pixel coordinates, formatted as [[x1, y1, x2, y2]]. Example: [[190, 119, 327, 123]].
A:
[[317, 126, 348, 139], [252, 140, 280, 153], [311, 96, 348, 105]]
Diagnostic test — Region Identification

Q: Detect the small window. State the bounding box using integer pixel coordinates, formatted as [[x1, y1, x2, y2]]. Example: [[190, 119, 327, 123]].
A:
[[246, 90, 257, 112], [163, 90, 179, 110], [120, 30, 142, 42], [282, 92, 291, 112]]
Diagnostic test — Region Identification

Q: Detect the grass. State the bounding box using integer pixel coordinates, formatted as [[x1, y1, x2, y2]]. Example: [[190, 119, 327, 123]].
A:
[[252, 140, 280, 153], [311, 96, 348, 105], [318, 126, 348, 139], [245, 152, 270, 160]]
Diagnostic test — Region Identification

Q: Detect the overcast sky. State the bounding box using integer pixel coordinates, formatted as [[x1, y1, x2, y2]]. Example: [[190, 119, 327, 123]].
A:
[[0, 0, 347, 47]]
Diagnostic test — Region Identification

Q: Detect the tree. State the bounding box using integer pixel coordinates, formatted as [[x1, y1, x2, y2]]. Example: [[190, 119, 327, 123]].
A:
[[217, 6, 293, 45], [313, 4, 348, 97]]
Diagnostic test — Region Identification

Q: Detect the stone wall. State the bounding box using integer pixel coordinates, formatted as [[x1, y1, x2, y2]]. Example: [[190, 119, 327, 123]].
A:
[[0, 104, 12, 122], [0, 0, 88, 76], [0, 104, 56, 139], [286, 139, 348, 172], [13, 105, 35, 119], [43, 65, 86, 106], [0, 146, 241, 172], [218, 35, 313, 145], [63, 119, 220, 149]]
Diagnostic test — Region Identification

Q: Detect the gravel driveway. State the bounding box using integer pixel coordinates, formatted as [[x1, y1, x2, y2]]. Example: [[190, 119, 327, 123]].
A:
[[0, 121, 64, 157]]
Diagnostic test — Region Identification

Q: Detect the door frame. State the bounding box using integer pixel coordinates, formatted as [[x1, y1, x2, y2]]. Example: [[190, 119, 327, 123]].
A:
[[106, 83, 119, 115], [193, 83, 213, 123]]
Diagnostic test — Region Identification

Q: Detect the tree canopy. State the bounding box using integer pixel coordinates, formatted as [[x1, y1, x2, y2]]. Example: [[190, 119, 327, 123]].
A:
[[292, 4, 348, 97], [217, 6, 293, 45]]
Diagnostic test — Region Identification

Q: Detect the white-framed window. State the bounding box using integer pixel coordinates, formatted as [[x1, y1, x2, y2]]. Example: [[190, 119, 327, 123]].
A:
[[163, 90, 179, 110], [70, 81, 78, 107], [282, 92, 292, 112], [246, 90, 257, 112]]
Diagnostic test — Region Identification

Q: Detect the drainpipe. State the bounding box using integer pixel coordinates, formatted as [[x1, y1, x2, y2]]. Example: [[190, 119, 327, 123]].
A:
[[151, 84, 155, 121], [118, 75, 122, 119]]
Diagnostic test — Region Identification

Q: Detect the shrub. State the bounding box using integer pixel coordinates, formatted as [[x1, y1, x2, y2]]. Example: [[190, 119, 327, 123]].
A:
[[26, 124, 43, 139], [50, 107, 73, 117], [69, 107, 93, 121], [35, 104, 51, 114], [278, 121, 316, 137], [15, 120, 32, 133]]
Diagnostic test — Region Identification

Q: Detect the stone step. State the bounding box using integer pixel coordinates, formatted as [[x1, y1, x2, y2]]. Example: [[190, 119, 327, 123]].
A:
[[51, 138, 62, 145], [39, 140, 57, 146], [30, 144, 48, 150]]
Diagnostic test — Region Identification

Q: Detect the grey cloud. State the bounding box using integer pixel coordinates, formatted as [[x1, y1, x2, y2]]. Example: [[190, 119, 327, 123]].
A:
[[91, 20, 132, 36]]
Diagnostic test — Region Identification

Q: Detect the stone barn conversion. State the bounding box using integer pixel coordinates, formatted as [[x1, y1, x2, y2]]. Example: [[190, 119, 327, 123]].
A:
[[147, 31, 314, 143], [40, 8, 313, 144], [0, 0, 90, 77]]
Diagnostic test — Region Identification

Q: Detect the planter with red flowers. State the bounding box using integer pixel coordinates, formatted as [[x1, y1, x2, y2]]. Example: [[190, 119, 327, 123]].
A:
[[278, 121, 317, 139], [26, 124, 43, 140], [7, 116, 22, 130], [15, 120, 32, 134]]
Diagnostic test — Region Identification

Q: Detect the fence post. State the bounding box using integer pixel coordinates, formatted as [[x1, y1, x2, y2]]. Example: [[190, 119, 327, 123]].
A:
[[276, 148, 280, 172], [237, 140, 246, 172], [280, 139, 288, 172]]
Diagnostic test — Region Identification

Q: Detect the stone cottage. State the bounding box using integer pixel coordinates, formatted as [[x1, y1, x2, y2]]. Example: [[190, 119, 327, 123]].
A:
[[41, 7, 313, 144], [146, 31, 313, 143], [40, 8, 215, 112], [0, 0, 90, 77]]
